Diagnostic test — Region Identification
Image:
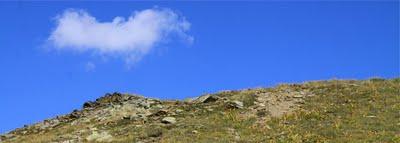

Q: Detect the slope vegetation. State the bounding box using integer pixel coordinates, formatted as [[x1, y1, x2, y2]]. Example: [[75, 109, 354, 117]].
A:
[[1, 78, 399, 143]]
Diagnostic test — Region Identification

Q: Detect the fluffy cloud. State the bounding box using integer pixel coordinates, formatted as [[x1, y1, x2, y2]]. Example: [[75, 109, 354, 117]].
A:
[[48, 8, 192, 65]]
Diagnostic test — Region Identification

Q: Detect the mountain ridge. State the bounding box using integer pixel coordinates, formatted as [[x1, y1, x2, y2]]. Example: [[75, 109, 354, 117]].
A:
[[1, 78, 399, 142]]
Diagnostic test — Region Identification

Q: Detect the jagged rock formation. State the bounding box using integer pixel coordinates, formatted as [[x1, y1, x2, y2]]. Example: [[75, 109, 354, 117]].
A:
[[1, 78, 399, 143]]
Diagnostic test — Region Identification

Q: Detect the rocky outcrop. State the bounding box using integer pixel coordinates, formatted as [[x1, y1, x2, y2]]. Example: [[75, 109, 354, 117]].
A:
[[0, 83, 322, 143]]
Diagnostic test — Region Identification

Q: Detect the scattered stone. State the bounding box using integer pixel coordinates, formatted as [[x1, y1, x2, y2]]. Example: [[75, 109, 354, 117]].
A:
[[203, 95, 220, 103], [152, 109, 169, 116], [234, 135, 240, 140], [161, 117, 176, 124], [153, 104, 163, 109], [194, 94, 219, 103], [124, 114, 147, 121], [69, 110, 81, 119], [175, 109, 184, 113], [86, 131, 113, 142], [83, 101, 97, 109], [4, 80, 391, 142], [295, 100, 305, 104], [227, 100, 244, 109], [122, 115, 133, 120], [138, 102, 151, 109], [256, 110, 267, 117]]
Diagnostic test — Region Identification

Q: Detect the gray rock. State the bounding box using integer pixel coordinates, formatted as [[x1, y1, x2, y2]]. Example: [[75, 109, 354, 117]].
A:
[[193, 94, 219, 103], [152, 109, 169, 116], [153, 104, 163, 109], [228, 101, 244, 109], [138, 102, 151, 109], [123, 114, 139, 120], [161, 117, 176, 124], [175, 109, 184, 113], [69, 110, 81, 119], [83, 101, 97, 109], [203, 95, 219, 103]]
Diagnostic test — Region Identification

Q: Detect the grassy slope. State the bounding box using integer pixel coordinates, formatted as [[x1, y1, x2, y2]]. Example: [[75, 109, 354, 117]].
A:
[[4, 78, 400, 143], [161, 79, 400, 143], [265, 78, 400, 143], [117, 78, 400, 143]]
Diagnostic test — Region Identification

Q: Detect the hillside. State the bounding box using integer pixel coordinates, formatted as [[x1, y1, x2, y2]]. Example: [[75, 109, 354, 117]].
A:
[[1, 78, 399, 143]]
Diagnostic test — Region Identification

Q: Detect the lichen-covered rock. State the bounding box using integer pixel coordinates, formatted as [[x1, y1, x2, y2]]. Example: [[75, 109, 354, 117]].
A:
[[227, 100, 244, 109], [193, 94, 220, 103], [161, 117, 176, 124]]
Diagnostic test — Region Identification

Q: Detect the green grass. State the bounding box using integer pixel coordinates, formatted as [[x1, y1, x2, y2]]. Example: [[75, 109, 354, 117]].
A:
[[4, 78, 399, 143], [266, 78, 400, 142]]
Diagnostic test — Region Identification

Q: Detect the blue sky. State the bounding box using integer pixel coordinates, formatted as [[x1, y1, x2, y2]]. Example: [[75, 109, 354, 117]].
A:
[[0, 1, 398, 133]]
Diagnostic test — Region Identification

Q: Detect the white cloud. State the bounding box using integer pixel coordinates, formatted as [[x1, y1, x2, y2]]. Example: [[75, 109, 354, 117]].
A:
[[48, 8, 192, 66]]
